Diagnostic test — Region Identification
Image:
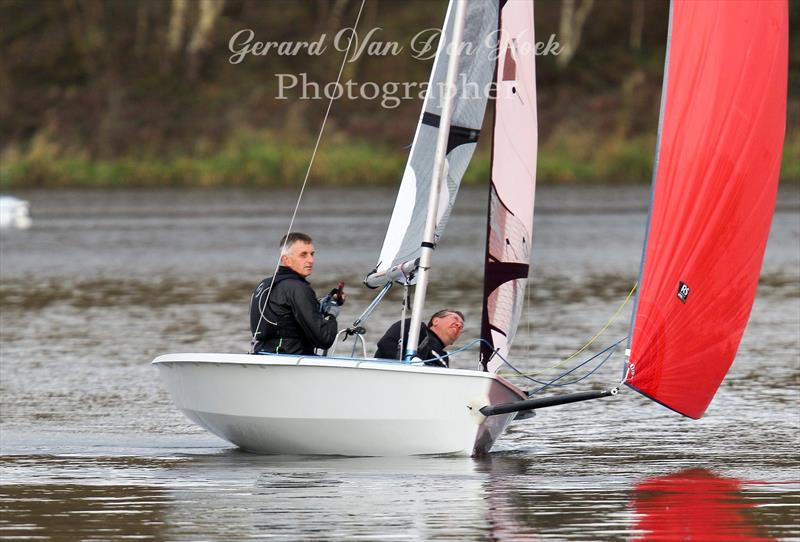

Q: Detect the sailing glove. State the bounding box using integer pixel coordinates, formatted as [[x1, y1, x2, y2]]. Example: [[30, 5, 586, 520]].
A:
[[319, 296, 340, 318]]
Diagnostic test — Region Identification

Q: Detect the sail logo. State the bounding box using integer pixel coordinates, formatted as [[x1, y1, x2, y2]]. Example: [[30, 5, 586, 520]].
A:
[[677, 281, 690, 303]]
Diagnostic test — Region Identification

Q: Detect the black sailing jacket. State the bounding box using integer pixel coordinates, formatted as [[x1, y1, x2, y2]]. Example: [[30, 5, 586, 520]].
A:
[[249, 266, 337, 355], [373, 318, 450, 367]]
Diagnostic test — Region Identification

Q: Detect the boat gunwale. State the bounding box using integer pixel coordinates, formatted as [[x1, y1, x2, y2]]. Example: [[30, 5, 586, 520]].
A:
[[152, 352, 526, 394]]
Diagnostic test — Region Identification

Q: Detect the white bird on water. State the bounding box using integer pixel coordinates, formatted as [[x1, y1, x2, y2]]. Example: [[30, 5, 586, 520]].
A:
[[0, 196, 32, 229]]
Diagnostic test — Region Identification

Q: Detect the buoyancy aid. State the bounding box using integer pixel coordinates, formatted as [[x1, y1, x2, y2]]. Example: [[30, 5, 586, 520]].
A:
[[249, 273, 305, 344]]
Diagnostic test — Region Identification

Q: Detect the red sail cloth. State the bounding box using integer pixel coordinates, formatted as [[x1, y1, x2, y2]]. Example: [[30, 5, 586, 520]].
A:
[[628, 0, 787, 419]]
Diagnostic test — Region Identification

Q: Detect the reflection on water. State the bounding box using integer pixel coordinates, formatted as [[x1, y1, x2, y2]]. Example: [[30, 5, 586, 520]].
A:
[[1, 186, 798, 539], [631, 469, 795, 542], [2, 453, 797, 541]]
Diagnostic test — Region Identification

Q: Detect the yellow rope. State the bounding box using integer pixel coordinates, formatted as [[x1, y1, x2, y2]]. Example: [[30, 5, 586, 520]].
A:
[[500, 282, 637, 378]]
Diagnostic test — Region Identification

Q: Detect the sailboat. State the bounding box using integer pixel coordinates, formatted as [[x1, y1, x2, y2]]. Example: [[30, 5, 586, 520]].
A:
[[153, 0, 788, 455]]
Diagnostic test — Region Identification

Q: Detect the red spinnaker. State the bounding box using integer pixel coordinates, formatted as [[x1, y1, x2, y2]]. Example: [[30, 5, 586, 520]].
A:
[[628, 0, 788, 418]]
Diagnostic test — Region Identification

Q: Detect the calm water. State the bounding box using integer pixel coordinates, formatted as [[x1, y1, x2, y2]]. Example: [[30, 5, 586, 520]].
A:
[[1, 186, 798, 540]]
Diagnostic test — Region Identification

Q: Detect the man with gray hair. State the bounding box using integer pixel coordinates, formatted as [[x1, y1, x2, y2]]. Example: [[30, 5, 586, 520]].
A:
[[250, 232, 343, 355], [374, 309, 465, 367]]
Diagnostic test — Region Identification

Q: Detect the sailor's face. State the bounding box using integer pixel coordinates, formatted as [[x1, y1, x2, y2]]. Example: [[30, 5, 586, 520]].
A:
[[282, 241, 315, 277], [430, 312, 464, 346]]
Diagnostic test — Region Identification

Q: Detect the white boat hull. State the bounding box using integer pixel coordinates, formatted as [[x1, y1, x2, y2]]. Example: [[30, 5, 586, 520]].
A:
[[153, 353, 527, 456], [0, 196, 31, 229]]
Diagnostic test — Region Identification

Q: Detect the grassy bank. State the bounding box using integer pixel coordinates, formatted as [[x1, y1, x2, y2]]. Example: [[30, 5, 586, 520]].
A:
[[1, 130, 797, 189]]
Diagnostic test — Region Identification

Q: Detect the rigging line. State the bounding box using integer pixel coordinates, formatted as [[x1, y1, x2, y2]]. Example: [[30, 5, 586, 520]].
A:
[[518, 281, 638, 378], [250, 0, 367, 347], [437, 337, 620, 394], [409, 338, 487, 366], [403, 308, 630, 384], [352, 281, 393, 327], [525, 340, 623, 395], [620, 363, 632, 386], [497, 335, 625, 383], [282, 0, 366, 239], [378, 335, 624, 391], [526, 256, 532, 362]]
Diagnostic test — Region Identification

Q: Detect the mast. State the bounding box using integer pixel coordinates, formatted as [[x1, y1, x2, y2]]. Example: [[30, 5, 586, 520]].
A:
[[404, 0, 467, 360]]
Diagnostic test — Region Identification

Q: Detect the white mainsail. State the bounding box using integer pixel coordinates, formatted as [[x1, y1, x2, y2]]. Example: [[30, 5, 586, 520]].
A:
[[480, 0, 538, 373], [366, 0, 499, 287]]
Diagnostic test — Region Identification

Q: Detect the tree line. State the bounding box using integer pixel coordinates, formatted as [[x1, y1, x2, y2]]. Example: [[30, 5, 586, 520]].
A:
[[0, 0, 796, 186]]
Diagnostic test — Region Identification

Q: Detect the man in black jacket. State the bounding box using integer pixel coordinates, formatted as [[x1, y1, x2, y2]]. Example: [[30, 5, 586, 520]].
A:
[[374, 309, 464, 367], [250, 232, 342, 355]]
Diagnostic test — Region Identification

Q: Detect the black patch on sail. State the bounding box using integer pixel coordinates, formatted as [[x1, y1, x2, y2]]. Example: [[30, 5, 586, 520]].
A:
[[422, 112, 480, 153], [677, 281, 690, 303], [484, 261, 529, 297], [479, 260, 529, 369]]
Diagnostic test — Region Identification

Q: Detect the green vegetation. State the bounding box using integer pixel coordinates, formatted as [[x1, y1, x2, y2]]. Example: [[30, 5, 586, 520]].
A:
[[0, 0, 797, 188], [781, 137, 800, 184], [0, 131, 407, 188], [2, 129, 797, 189]]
